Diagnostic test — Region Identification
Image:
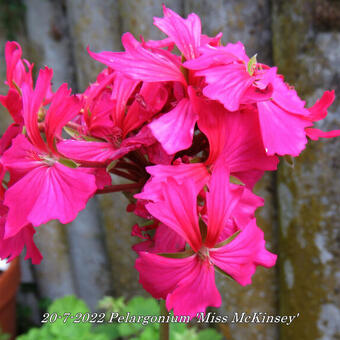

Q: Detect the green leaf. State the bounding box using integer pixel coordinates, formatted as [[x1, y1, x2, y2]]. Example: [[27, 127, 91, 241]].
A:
[[158, 248, 195, 259], [247, 54, 257, 76], [172, 327, 198, 340], [98, 296, 126, 315], [197, 328, 223, 340], [106, 159, 118, 172], [139, 326, 159, 340], [214, 265, 234, 281], [230, 175, 245, 186], [92, 324, 120, 340], [48, 295, 91, 338], [17, 327, 53, 340], [117, 297, 159, 336], [214, 230, 241, 248], [58, 157, 79, 169], [63, 126, 81, 139], [64, 126, 103, 142]]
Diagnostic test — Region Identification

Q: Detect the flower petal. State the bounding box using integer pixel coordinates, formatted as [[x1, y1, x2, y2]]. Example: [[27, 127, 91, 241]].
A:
[[135, 251, 198, 299], [149, 98, 197, 154], [166, 257, 221, 318], [210, 219, 276, 286], [146, 177, 202, 251], [154, 6, 201, 60], [205, 163, 243, 247], [4, 163, 96, 237], [88, 33, 185, 84], [257, 101, 312, 156]]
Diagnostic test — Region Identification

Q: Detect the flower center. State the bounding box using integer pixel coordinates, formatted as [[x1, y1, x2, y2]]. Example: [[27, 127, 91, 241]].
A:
[[197, 246, 210, 261]]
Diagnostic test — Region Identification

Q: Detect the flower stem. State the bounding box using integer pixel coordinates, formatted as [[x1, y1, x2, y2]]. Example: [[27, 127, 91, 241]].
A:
[[159, 299, 169, 340], [95, 183, 141, 194]]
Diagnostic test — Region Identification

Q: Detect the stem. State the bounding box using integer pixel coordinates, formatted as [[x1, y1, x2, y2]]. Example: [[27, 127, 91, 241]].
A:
[[159, 299, 169, 340], [109, 168, 139, 182], [95, 183, 141, 194]]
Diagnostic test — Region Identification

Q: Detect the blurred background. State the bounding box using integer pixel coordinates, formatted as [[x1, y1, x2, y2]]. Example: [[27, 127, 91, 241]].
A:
[[0, 0, 339, 339]]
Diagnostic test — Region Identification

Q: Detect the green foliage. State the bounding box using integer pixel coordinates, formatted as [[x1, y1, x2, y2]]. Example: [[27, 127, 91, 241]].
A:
[[17, 295, 109, 340], [96, 295, 223, 340], [0, 327, 10, 340], [17, 295, 223, 340]]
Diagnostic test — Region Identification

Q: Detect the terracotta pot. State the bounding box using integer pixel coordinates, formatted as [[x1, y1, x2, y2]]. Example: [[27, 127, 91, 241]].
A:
[[0, 258, 20, 340]]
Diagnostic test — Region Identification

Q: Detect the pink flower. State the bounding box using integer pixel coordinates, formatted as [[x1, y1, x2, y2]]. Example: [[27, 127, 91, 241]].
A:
[[184, 41, 340, 156], [2, 68, 97, 238], [0, 202, 42, 264], [58, 71, 168, 163], [135, 163, 276, 317]]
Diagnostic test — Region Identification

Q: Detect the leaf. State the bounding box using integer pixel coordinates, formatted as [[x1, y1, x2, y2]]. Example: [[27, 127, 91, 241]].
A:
[[117, 297, 159, 337], [92, 324, 120, 340], [197, 328, 223, 340], [158, 248, 195, 259], [230, 175, 245, 186], [48, 295, 91, 338], [214, 230, 241, 248], [63, 126, 81, 139], [58, 157, 79, 169], [247, 54, 257, 76], [106, 159, 118, 172], [214, 265, 234, 281]]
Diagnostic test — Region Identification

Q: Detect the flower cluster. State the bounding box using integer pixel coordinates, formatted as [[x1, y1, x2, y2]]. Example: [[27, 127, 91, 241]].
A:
[[0, 6, 339, 316]]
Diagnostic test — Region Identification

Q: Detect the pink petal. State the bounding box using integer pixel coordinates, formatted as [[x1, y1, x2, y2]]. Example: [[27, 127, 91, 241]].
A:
[[154, 6, 201, 60], [219, 107, 279, 171], [21, 67, 53, 151], [94, 168, 112, 189], [305, 127, 340, 141], [231, 170, 264, 190], [88, 33, 185, 84], [232, 185, 264, 229], [0, 216, 42, 264], [184, 42, 245, 70], [272, 77, 309, 116], [45, 84, 81, 153], [189, 89, 228, 164], [198, 62, 253, 112], [151, 223, 186, 253], [135, 162, 208, 202], [257, 101, 312, 156], [5, 41, 32, 89], [4, 163, 96, 237], [210, 219, 276, 286], [123, 82, 168, 136], [190, 89, 278, 171], [146, 177, 202, 251], [0, 123, 22, 156], [133, 223, 186, 254], [111, 72, 139, 128], [149, 98, 197, 154], [145, 141, 174, 165], [166, 257, 221, 318], [135, 251, 198, 299], [205, 163, 243, 247], [1, 134, 43, 184], [307, 90, 335, 121], [58, 140, 134, 163], [0, 89, 23, 124]]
